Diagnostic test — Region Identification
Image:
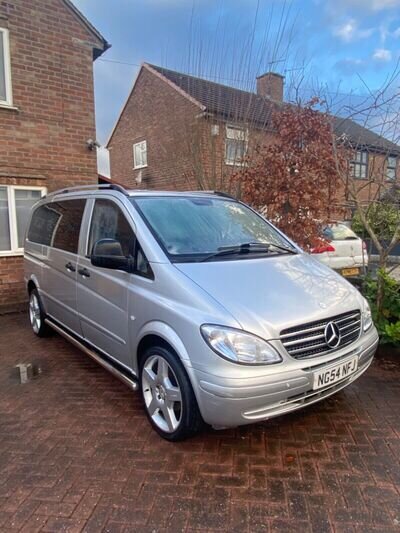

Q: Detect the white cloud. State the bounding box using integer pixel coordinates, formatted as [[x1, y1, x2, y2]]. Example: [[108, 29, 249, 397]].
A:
[[372, 48, 392, 61], [379, 23, 389, 45], [335, 57, 366, 75], [333, 19, 374, 42], [324, 0, 400, 12], [334, 21, 355, 41], [340, 58, 364, 66], [369, 0, 400, 10], [393, 26, 400, 38]]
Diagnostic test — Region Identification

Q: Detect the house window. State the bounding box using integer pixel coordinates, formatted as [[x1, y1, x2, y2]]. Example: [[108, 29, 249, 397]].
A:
[[351, 150, 368, 179], [386, 155, 397, 181], [0, 28, 13, 106], [133, 140, 147, 169], [225, 126, 248, 165], [0, 186, 46, 255]]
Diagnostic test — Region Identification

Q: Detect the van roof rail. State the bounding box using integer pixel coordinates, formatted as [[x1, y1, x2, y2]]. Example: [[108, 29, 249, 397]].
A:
[[45, 183, 129, 198], [213, 190, 237, 200], [185, 190, 237, 200]]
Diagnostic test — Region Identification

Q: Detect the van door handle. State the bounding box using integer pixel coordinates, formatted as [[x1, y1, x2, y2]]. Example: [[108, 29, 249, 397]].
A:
[[65, 262, 76, 272], [78, 268, 90, 278]]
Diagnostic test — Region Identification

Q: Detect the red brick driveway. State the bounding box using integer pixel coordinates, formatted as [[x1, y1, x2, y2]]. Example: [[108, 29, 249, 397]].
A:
[[0, 312, 399, 532]]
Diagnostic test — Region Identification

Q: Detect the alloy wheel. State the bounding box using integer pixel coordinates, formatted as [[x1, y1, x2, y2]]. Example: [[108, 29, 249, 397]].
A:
[[29, 293, 41, 334], [142, 354, 183, 433]]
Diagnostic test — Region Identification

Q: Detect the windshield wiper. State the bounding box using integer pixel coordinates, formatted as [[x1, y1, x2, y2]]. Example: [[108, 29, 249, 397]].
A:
[[200, 241, 296, 262], [262, 242, 297, 254]]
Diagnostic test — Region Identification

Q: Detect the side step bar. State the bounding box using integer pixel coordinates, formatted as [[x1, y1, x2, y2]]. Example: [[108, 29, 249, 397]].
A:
[[45, 319, 139, 391]]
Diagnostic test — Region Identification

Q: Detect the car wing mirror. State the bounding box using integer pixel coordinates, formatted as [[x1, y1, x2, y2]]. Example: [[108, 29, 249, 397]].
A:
[[91, 239, 132, 272]]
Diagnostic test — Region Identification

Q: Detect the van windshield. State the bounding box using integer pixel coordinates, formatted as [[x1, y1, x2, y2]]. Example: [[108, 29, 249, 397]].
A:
[[133, 196, 296, 262]]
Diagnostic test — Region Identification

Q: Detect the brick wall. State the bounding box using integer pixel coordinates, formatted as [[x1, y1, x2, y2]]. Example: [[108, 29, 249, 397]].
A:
[[350, 152, 397, 204], [0, 0, 103, 310], [109, 66, 202, 190], [332, 152, 399, 221], [108, 66, 275, 193], [0, 256, 25, 312]]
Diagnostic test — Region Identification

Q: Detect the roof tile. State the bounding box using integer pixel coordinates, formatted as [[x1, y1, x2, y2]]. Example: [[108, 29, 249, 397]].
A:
[[150, 64, 399, 154]]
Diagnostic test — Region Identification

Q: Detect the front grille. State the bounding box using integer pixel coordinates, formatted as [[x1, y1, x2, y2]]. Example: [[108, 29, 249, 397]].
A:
[[280, 310, 361, 360]]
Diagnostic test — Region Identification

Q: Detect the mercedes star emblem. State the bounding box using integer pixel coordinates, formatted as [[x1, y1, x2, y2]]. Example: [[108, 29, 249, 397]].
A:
[[324, 321, 341, 348]]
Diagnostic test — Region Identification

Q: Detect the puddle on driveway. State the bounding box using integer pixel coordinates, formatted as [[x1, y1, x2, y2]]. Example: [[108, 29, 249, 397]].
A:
[[13, 362, 42, 384]]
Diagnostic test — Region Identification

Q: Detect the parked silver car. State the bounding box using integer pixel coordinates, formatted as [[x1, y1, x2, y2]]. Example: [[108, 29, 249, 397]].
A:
[[24, 185, 379, 440]]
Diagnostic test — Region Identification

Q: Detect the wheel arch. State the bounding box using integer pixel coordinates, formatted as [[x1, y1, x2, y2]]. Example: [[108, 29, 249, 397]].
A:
[[27, 274, 40, 295], [135, 322, 205, 439], [134, 321, 191, 375]]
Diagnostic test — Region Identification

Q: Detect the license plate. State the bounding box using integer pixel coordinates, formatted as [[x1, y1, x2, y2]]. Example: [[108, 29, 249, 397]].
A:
[[313, 356, 358, 390], [341, 267, 360, 277]]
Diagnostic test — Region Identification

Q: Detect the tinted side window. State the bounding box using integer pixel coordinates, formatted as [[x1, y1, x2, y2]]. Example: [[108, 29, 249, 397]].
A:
[[28, 204, 61, 246], [89, 199, 153, 279], [52, 200, 86, 253], [28, 199, 85, 253], [88, 199, 135, 256]]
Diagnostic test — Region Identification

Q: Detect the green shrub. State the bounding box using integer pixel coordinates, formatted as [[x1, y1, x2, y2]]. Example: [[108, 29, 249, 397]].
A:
[[362, 269, 400, 345], [352, 203, 399, 240]]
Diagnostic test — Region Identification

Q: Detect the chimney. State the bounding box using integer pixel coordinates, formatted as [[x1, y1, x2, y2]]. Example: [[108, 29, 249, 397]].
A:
[[256, 72, 284, 102]]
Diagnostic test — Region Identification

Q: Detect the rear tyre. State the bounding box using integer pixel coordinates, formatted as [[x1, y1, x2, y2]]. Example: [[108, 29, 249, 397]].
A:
[[29, 288, 51, 337], [139, 345, 203, 441]]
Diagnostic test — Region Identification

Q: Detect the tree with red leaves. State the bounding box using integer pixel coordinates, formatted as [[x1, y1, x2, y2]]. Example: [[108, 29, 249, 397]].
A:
[[232, 99, 347, 249]]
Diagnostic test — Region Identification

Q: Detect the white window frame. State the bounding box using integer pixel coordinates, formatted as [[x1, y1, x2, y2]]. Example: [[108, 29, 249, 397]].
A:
[[386, 155, 397, 181], [225, 125, 248, 166], [350, 150, 368, 180], [133, 140, 147, 169], [0, 28, 13, 107], [0, 185, 46, 256]]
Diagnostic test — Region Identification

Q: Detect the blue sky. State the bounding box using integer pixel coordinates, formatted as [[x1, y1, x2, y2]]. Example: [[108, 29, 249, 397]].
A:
[[72, 0, 400, 175]]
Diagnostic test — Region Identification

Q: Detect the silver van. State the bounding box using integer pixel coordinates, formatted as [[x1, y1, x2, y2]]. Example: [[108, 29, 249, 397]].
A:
[[24, 185, 379, 440]]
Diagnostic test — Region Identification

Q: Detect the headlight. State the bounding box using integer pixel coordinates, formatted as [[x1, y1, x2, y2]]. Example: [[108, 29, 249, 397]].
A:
[[362, 298, 373, 332], [201, 325, 282, 365]]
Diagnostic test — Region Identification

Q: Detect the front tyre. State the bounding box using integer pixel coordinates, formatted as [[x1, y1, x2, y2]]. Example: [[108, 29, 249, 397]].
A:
[[140, 346, 203, 441], [29, 289, 51, 337]]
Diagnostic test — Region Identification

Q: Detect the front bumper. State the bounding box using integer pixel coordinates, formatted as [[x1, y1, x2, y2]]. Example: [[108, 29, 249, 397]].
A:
[[192, 329, 379, 428]]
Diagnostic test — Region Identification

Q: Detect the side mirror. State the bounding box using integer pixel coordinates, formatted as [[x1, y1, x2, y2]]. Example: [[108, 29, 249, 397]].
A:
[[91, 239, 132, 272]]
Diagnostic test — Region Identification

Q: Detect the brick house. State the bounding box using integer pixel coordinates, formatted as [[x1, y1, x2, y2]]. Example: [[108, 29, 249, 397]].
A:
[[107, 63, 399, 207], [0, 0, 109, 311]]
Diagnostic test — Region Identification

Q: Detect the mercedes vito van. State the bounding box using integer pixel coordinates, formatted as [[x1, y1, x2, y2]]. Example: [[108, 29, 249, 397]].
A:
[[24, 184, 379, 440]]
